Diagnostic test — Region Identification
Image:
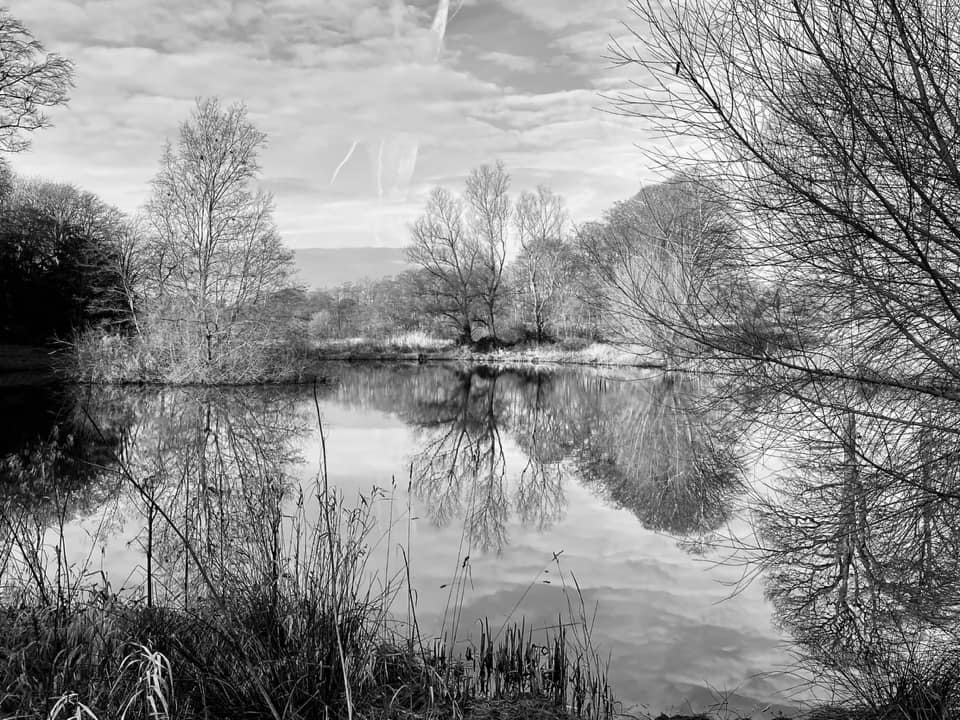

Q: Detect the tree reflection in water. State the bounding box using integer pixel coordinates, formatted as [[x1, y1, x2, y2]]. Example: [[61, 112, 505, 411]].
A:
[[511, 372, 567, 531], [112, 387, 307, 605], [2, 368, 746, 586], [333, 364, 743, 553], [568, 373, 742, 540], [408, 367, 509, 552], [6, 366, 960, 710], [741, 381, 960, 709], [0, 384, 307, 605], [0, 385, 124, 515], [0, 384, 126, 600]]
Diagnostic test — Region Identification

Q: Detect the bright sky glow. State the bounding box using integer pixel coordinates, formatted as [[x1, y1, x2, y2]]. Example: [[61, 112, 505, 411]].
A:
[[12, 0, 670, 249]]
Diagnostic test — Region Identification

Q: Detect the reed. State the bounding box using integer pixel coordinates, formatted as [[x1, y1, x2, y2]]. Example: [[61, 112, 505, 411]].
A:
[[0, 395, 619, 720], [800, 635, 960, 720]]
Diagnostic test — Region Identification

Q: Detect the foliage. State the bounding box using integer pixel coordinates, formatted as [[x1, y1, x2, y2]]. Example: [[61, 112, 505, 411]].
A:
[[576, 175, 748, 362], [0, 178, 136, 343], [304, 270, 446, 342]]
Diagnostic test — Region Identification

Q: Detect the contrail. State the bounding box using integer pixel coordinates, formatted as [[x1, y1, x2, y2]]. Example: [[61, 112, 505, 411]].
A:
[[329, 0, 463, 200], [330, 139, 358, 185]]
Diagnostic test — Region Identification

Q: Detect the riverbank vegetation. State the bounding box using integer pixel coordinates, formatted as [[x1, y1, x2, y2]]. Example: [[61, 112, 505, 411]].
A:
[[0, 382, 618, 719], [0, 9, 765, 380], [1, 503, 616, 720], [606, 0, 960, 717], [298, 170, 762, 365]]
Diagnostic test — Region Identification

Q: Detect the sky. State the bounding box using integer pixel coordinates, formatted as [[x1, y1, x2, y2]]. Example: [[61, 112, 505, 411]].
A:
[[12, 0, 668, 250]]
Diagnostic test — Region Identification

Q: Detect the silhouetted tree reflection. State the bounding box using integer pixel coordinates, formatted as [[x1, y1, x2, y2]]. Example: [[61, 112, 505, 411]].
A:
[[407, 367, 509, 552], [331, 364, 742, 552], [568, 374, 743, 539], [0, 384, 307, 605], [0, 384, 129, 600], [0, 385, 124, 515], [111, 386, 307, 604], [746, 385, 960, 706], [1, 367, 745, 596]]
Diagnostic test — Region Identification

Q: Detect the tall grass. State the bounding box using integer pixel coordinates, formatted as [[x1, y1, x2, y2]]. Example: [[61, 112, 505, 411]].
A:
[[70, 318, 311, 384], [799, 631, 960, 720], [0, 395, 618, 720], [316, 331, 454, 356]]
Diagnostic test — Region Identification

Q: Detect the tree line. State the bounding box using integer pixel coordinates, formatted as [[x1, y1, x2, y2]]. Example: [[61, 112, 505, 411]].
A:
[[0, 171, 138, 344], [304, 166, 749, 352]]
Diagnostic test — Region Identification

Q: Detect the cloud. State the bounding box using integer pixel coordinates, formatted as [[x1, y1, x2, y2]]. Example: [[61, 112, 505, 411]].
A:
[[477, 51, 538, 74], [12, 0, 662, 248]]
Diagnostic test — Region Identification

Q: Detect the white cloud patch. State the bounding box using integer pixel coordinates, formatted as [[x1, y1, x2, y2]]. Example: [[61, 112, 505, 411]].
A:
[[477, 51, 538, 74], [12, 0, 662, 248]]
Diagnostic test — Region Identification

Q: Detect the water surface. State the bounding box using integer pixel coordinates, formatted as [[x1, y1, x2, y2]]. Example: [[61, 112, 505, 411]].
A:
[[0, 364, 807, 716]]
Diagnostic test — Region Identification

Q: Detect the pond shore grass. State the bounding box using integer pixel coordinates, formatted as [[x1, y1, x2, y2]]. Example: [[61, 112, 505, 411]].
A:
[[51, 330, 665, 386], [0, 593, 611, 720], [313, 334, 664, 369], [0, 528, 618, 720], [0, 398, 620, 720]]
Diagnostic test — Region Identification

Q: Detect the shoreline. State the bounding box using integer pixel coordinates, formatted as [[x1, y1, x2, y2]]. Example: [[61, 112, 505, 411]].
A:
[[311, 341, 667, 371], [2, 341, 671, 388]]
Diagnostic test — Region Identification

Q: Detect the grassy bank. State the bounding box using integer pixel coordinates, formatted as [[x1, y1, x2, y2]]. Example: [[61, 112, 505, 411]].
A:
[[69, 330, 312, 385], [0, 409, 618, 720], [61, 329, 663, 385], [313, 332, 663, 369], [0, 595, 614, 720]]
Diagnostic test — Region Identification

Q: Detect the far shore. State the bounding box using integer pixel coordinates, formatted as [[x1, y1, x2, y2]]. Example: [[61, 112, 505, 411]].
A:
[[1, 340, 670, 388], [312, 339, 668, 370]]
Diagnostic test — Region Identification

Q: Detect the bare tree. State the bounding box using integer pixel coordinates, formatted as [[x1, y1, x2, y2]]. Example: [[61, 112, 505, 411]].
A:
[[0, 10, 72, 153], [578, 175, 744, 363], [407, 186, 480, 343], [610, 0, 960, 389], [609, 1, 960, 707], [513, 186, 573, 341], [465, 161, 511, 339], [145, 98, 292, 365]]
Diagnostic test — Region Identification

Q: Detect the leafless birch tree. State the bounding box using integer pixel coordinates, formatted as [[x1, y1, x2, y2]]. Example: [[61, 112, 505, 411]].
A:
[[513, 186, 572, 341], [145, 98, 292, 365]]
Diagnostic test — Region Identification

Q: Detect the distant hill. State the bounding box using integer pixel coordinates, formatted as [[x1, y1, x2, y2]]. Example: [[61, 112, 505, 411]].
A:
[[292, 247, 411, 290]]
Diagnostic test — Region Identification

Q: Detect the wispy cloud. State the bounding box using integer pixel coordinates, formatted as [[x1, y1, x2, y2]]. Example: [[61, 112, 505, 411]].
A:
[[14, 0, 661, 248]]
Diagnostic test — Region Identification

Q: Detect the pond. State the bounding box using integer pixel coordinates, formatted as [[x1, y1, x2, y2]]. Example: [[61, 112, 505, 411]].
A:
[[1, 362, 903, 717]]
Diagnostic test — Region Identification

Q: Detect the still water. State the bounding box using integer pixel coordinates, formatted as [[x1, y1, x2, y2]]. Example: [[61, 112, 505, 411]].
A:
[[0, 364, 804, 716]]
